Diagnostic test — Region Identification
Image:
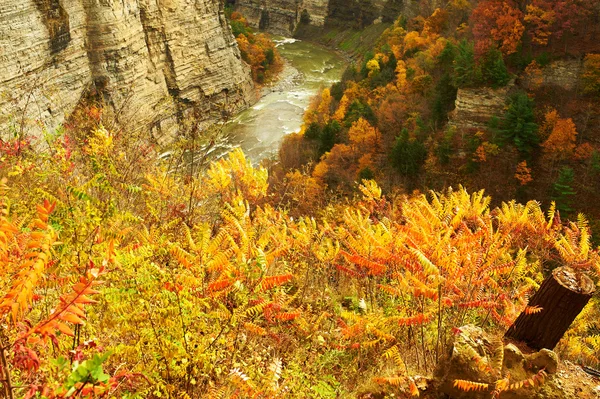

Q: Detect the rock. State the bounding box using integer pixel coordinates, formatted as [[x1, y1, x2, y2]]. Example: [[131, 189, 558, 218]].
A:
[[503, 343, 525, 370], [526, 349, 559, 375], [432, 325, 598, 399], [450, 83, 513, 131], [521, 59, 582, 91], [236, 0, 329, 36], [0, 0, 255, 144]]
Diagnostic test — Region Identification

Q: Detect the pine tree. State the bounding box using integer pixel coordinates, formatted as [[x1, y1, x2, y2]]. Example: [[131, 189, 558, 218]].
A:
[[501, 92, 539, 155], [391, 128, 427, 177], [453, 40, 480, 87], [552, 167, 576, 214], [482, 48, 511, 88]]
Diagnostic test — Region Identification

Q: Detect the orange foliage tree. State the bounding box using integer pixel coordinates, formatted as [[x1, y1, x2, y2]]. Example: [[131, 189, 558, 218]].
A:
[[541, 111, 578, 161], [515, 160, 533, 186], [229, 11, 281, 83], [470, 0, 524, 56]]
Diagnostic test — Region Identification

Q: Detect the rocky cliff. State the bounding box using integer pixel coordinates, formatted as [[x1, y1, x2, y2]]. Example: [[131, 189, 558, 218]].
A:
[[235, 0, 329, 36], [234, 0, 442, 36], [450, 84, 513, 130], [0, 0, 254, 144]]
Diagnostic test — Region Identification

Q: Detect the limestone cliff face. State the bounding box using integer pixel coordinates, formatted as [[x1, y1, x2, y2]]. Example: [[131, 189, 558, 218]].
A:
[[235, 0, 328, 36], [0, 0, 254, 144], [234, 0, 442, 36], [450, 84, 513, 130], [521, 59, 583, 91]]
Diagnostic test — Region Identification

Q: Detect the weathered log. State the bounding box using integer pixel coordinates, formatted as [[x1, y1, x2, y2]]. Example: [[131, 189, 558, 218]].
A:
[[505, 266, 595, 350]]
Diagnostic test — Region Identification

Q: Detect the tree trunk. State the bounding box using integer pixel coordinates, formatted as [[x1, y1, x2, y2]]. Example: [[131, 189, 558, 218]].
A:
[[505, 266, 595, 350]]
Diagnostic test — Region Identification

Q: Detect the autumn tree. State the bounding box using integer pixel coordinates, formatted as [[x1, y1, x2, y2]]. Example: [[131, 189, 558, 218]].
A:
[[348, 117, 380, 153], [542, 113, 577, 161], [470, 0, 524, 56], [229, 11, 281, 83], [515, 160, 533, 185], [526, 0, 596, 43], [524, 2, 555, 46], [524, 60, 544, 90]]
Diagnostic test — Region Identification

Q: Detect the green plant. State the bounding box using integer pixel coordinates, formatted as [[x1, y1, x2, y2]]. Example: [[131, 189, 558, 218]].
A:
[[552, 167, 576, 214], [391, 128, 427, 177], [501, 92, 539, 155]]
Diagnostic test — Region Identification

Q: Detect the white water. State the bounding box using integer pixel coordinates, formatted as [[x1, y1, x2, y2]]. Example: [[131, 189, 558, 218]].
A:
[[218, 38, 347, 163]]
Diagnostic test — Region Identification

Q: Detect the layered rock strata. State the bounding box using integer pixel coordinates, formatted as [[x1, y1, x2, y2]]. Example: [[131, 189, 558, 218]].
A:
[[450, 84, 513, 130], [0, 0, 254, 144], [234, 0, 441, 36], [235, 0, 328, 36]]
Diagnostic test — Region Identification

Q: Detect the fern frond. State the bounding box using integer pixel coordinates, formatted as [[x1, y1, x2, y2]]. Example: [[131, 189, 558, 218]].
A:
[[258, 274, 293, 292], [453, 379, 488, 392], [524, 305, 543, 315], [26, 268, 102, 340]]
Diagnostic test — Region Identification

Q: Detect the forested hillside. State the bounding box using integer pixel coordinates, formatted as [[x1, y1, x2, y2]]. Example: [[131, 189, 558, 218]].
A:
[[278, 0, 600, 236]]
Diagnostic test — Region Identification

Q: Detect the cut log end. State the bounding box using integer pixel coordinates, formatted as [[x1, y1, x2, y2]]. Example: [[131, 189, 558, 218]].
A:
[[553, 267, 595, 295], [505, 266, 595, 350]]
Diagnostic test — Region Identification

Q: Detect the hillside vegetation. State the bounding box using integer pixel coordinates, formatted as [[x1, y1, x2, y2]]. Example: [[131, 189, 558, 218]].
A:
[[279, 0, 600, 237], [0, 114, 598, 398]]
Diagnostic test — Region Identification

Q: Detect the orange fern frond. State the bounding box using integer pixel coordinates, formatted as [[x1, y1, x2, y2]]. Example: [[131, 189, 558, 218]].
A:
[[341, 251, 387, 275], [524, 305, 543, 315], [258, 273, 293, 291], [244, 322, 267, 336], [170, 245, 193, 268], [25, 268, 102, 340], [275, 311, 300, 322], [229, 368, 255, 394], [453, 379, 488, 392], [208, 279, 232, 293], [378, 284, 401, 296], [396, 313, 431, 327], [0, 201, 56, 324], [408, 380, 420, 397]]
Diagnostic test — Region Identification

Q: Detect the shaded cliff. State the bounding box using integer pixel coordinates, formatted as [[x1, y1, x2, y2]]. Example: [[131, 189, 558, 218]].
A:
[[0, 0, 254, 144], [233, 0, 440, 36]]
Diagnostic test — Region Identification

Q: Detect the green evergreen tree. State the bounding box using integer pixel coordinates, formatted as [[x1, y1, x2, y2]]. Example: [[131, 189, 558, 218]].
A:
[[436, 127, 455, 165], [482, 48, 511, 88], [453, 40, 480, 87], [552, 167, 576, 214], [344, 100, 377, 127], [304, 122, 322, 140], [319, 120, 341, 155], [432, 73, 458, 127], [501, 92, 539, 155], [358, 167, 375, 181], [391, 129, 427, 177]]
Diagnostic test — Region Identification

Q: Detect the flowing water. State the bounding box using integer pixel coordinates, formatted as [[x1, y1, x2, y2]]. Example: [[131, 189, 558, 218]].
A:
[[217, 38, 347, 163]]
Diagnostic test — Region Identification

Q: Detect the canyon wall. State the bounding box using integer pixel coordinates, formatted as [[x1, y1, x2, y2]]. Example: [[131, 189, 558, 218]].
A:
[[0, 0, 254, 144], [234, 0, 444, 36], [450, 84, 513, 130], [235, 0, 329, 36]]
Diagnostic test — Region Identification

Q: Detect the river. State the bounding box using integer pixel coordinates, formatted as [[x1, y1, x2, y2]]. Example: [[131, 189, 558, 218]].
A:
[[219, 38, 347, 163]]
